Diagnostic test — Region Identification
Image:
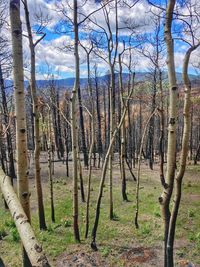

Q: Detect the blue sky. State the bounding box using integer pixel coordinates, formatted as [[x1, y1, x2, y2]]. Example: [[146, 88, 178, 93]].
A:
[[18, 0, 200, 79]]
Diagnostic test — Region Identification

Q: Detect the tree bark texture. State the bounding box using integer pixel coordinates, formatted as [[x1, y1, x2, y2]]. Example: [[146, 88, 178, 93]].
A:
[[160, 1, 177, 266], [23, 0, 47, 230], [0, 168, 50, 267], [10, 1, 32, 264], [71, 0, 80, 242]]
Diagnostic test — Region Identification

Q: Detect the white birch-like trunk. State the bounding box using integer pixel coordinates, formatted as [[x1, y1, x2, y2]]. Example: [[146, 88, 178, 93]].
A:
[[160, 1, 177, 266], [10, 1, 31, 265], [23, 0, 46, 230], [0, 169, 50, 267]]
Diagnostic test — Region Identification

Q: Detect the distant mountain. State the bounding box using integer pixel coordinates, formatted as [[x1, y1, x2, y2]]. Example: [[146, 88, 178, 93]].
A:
[[5, 71, 199, 90], [35, 72, 200, 88]]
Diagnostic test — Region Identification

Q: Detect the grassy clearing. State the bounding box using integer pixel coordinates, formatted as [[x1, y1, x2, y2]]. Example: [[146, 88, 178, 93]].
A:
[[0, 163, 200, 266]]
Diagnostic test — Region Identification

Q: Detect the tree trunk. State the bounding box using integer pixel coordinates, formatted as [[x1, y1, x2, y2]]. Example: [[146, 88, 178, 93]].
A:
[[0, 168, 50, 267], [56, 91, 64, 158], [167, 41, 200, 267], [109, 68, 115, 219], [85, 55, 95, 238], [10, 0, 32, 264], [127, 72, 134, 168], [190, 105, 193, 160], [94, 66, 103, 168], [135, 109, 157, 228], [64, 127, 69, 177], [0, 63, 16, 181], [71, 0, 80, 242], [103, 82, 108, 153], [160, 1, 177, 266], [159, 71, 167, 188], [194, 141, 200, 165], [23, 0, 47, 230], [119, 53, 128, 201], [47, 109, 55, 223], [78, 151, 85, 203], [91, 85, 134, 251], [148, 68, 157, 170]]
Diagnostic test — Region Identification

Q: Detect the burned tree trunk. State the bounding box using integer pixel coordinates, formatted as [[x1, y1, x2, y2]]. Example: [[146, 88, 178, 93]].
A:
[[0, 64, 15, 181], [71, 0, 80, 242], [118, 53, 128, 201], [94, 66, 103, 168], [91, 85, 134, 251]]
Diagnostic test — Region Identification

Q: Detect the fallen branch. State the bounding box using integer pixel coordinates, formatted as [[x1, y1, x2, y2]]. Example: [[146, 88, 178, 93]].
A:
[[0, 168, 50, 267]]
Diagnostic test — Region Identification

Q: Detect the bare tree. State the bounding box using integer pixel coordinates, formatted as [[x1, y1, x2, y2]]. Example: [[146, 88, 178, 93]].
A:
[[158, 2, 178, 266], [91, 77, 135, 251], [166, 1, 200, 265], [154, 1, 200, 266], [22, 0, 48, 230], [10, 0, 31, 265], [71, 0, 81, 242]]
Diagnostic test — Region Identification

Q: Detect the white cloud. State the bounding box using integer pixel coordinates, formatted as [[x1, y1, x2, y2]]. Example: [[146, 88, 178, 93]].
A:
[[2, 0, 200, 81]]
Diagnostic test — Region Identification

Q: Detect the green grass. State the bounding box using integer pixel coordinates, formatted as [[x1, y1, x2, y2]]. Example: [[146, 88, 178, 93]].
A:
[[0, 164, 200, 266]]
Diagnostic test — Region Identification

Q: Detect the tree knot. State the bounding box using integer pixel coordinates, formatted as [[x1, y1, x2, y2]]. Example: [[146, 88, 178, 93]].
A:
[[34, 243, 42, 253], [20, 128, 26, 133], [22, 192, 29, 198], [158, 196, 163, 204], [169, 118, 176, 125]]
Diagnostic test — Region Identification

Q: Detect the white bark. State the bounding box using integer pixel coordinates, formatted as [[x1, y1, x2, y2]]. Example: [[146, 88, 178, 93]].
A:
[[0, 168, 50, 267], [10, 0, 30, 220]]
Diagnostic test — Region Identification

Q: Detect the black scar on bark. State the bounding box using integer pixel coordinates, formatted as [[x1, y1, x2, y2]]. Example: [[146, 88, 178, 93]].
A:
[[169, 118, 175, 125], [20, 129, 26, 133], [158, 196, 163, 204]]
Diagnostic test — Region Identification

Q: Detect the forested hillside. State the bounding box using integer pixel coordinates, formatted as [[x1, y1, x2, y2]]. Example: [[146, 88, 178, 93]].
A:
[[0, 0, 200, 267]]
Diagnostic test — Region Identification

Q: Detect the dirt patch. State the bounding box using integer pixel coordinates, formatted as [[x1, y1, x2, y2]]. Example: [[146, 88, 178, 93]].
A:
[[189, 194, 200, 201], [177, 259, 198, 267], [56, 251, 109, 267], [56, 246, 162, 267], [120, 247, 156, 266]]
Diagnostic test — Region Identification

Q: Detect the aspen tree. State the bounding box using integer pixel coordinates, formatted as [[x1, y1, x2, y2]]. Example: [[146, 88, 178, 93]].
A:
[[167, 41, 200, 267], [159, 2, 177, 266], [159, 1, 200, 266], [166, 1, 200, 264], [23, 0, 47, 230], [10, 0, 31, 265]]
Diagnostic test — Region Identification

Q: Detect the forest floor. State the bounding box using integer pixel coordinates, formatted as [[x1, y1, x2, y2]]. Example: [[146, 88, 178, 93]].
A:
[[0, 153, 200, 267]]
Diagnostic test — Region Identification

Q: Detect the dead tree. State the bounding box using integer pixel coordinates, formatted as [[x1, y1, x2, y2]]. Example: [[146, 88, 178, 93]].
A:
[[0, 64, 15, 181], [71, 0, 81, 242], [23, 0, 47, 230], [91, 81, 135, 251]]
